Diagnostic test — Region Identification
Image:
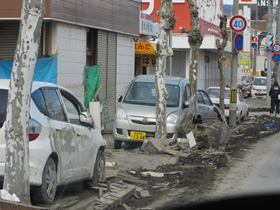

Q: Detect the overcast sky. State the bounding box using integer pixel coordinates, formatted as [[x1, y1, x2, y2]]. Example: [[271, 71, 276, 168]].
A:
[[223, 0, 233, 4]]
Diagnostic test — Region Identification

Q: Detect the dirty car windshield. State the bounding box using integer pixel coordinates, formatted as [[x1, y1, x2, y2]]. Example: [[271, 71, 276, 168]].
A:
[[123, 82, 180, 107], [206, 88, 231, 99], [0, 89, 8, 128]]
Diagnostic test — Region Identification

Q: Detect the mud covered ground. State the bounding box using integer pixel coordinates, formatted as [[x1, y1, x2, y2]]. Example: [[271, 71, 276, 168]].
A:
[[111, 114, 280, 210]]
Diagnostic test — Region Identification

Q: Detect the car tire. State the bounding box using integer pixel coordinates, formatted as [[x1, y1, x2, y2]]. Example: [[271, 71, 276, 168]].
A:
[[114, 140, 122, 149], [243, 111, 249, 121], [88, 150, 105, 187], [31, 158, 57, 204]]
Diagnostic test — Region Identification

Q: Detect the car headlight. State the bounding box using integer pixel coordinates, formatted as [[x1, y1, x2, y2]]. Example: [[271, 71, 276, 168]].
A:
[[116, 108, 127, 119], [167, 112, 179, 124]]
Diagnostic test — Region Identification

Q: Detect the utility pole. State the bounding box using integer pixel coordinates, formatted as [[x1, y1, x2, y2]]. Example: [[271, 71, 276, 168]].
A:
[[277, 0, 280, 82], [253, 4, 258, 76], [229, 0, 239, 127], [266, 0, 273, 107]]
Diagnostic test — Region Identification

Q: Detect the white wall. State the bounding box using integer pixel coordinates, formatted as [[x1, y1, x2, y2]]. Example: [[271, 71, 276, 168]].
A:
[[116, 34, 135, 100], [56, 23, 87, 103]]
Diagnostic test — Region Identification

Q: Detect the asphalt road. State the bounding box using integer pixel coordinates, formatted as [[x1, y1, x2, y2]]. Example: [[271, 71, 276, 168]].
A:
[[207, 132, 280, 200]]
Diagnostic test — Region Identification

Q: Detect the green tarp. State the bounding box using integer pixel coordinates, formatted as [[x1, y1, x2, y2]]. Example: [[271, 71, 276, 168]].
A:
[[84, 65, 100, 108]]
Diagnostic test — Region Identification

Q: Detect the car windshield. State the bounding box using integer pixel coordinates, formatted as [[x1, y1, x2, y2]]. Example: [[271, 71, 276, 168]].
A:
[[123, 82, 180, 107], [0, 89, 8, 128], [206, 88, 231, 99], [253, 78, 267, 86]]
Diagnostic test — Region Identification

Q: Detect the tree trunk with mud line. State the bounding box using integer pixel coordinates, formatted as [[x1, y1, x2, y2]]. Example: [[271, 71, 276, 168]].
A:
[[218, 15, 228, 114], [4, 0, 45, 205], [155, 0, 176, 139], [181, 0, 203, 114]]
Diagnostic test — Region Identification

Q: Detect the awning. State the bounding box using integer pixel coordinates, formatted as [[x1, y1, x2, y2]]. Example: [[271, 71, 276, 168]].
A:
[[135, 41, 173, 56]]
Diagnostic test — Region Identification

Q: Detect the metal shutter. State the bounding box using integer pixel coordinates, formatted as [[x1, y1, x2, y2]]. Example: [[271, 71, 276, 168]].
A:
[[0, 21, 43, 60], [97, 30, 117, 120]]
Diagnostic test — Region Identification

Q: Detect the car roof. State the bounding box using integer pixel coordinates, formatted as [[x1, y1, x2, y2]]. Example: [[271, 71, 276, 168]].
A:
[[206, 87, 231, 90], [253, 76, 267, 79], [133, 75, 188, 86], [0, 79, 67, 92]]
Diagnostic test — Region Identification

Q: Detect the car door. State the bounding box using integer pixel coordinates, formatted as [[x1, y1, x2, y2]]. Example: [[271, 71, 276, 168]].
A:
[[182, 83, 194, 125], [39, 87, 77, 181], [200, 90, 216, 122], [59, 90, 95, 178], [238, 92, 247, 118], [196, 90, 209, 122]]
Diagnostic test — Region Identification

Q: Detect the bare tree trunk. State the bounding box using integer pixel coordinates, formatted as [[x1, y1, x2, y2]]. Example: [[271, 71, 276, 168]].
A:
[[187, 0, 203, 114], [4, 0, 45, 205], [218, 15, 228, 114], [155, 0, 175, 139]]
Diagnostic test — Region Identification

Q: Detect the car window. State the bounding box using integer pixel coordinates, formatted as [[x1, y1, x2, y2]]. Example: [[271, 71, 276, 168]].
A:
[[200, 91, 212, 106], [123, 82, 179, 107], [32, 89, 48, 116], [186, 84, 192, 98], [197, 91, 204, 104], [253, 78, 267, 86], [41, 88, 66, 122], [61, 91, 81, 125], [238, 92, 244, 102], [206, 88, 231, 99], [0, 89, 8, 128]]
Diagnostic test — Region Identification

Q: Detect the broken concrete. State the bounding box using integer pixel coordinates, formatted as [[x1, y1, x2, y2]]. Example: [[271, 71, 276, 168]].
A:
[[197, 120, 231, 149]]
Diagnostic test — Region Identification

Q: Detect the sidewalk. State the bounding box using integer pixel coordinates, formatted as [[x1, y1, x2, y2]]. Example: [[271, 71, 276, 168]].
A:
[[246, 97, 269, 112]]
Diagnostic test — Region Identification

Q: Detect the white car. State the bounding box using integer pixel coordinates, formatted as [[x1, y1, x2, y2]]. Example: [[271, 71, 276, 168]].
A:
[[205, 87, 249, 123], [0, 79, 106, 204], [251, 76, 267, 97]]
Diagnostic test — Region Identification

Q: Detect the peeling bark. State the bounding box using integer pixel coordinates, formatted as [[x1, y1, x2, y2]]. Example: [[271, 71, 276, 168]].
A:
[[4, 0, 45, 205], [218, 15, 228, 114], [155, 0, 176, 139], [182, 0, 203, 114]]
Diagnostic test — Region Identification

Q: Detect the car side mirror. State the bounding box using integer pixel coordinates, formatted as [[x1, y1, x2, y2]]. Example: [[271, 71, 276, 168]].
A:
[[118, 95, 123, 103], [183, 101, 190, 108], [80, 112, 93, 127]]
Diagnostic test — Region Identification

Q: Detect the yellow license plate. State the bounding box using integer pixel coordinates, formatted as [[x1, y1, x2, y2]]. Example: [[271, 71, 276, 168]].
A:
[[130, 131, 146, 141]]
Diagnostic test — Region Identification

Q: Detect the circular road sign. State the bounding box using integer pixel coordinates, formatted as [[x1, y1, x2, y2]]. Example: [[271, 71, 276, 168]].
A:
[[273, 43, 280, 53], [230, 15, 247, 33], [272, 54, 280, 63], [234, 34, 243, 51]]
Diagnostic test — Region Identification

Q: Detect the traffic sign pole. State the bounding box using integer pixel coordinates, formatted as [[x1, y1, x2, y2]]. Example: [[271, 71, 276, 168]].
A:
[[229, 0, 239, 127]]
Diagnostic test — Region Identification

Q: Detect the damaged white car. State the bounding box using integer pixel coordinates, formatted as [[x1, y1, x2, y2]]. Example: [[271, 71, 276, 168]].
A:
[[0, 79, 106, 204]]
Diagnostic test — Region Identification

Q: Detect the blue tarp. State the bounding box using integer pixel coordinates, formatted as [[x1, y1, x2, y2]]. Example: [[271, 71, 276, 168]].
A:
[[0, 56, 57, 84]]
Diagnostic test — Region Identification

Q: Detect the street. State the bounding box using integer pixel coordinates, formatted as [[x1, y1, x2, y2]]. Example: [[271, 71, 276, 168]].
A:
[[208, 132, 280, 200]]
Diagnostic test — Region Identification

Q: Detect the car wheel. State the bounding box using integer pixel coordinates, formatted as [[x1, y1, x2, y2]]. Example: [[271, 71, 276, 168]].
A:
[[243, 111, 249, 121], [88, 150, 105, 187], [114, 140, 122, 149], [31, 158, 57, 204]]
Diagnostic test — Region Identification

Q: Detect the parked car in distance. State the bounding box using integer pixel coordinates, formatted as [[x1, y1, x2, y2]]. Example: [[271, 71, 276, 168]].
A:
[[251, 76, 267, 97], [113, 75, 195, 149], [0, 79, 106, 204], [196, 89, 226, 123], [205, 87, 249, 123]]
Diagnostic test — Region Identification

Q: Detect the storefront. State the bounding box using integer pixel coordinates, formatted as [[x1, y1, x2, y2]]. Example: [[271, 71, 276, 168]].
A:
[[134, 40, 173, 76]]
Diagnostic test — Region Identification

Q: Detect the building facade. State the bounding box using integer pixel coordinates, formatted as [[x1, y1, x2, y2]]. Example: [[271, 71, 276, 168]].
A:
[[141, 0, 227, 90], [0, 0, 140, 118]]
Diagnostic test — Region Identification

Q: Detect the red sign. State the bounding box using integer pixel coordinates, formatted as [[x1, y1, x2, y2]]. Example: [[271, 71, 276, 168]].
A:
[[234, 34, 243, 51], [230, 15, 247, 33], [273, 43, 280, 53], [272, 54, 280, 63]]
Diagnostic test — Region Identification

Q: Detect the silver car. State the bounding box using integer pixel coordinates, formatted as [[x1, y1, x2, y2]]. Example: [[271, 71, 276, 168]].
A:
[[113, 75, 195, 149], [196, 89, 225, 123]]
